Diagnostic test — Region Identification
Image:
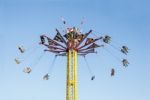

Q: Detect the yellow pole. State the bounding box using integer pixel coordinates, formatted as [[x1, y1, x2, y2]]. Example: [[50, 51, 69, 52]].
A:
[[67, 50, 71, 100], [74, 50, 78, 100], [66, 49, 78, 100]]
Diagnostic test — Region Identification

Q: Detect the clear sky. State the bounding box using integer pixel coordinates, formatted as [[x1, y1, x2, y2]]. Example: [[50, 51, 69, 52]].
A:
[[0, 0, 150, 100]]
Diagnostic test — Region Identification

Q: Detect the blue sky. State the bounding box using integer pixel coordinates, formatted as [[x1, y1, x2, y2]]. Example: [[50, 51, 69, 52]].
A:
[[0, 0, 150, 100]]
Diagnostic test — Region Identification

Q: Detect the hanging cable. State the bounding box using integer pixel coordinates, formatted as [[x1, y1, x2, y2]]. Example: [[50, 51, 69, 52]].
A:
[[78, 17, 85, 31], [111, 39, 123, 47], [61, 16, 68, 31], [29, 51, 46, 70], [91, 31, 100, 38], [83, 56, 94, 77], [17, 44, 40, 65], [103, 47, 121, 62], [109, 43, 121, 52], [92, 30, 105, 37], [48, 55, 57, 74], [26, 44, 40, 54]]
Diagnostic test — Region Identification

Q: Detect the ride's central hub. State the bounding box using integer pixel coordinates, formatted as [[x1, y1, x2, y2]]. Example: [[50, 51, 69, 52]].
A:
[[67, 40, 78, 51]]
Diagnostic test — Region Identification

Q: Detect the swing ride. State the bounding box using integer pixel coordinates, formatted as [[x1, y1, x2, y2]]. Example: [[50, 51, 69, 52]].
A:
[[15, 18, 130, 100]]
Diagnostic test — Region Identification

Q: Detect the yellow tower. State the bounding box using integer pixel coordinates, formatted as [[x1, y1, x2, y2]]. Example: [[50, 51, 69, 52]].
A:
[[67, 50, 78, 100]]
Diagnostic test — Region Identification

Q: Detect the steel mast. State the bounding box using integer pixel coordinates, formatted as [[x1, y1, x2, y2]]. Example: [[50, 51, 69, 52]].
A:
[[67, 49, 77, 100]]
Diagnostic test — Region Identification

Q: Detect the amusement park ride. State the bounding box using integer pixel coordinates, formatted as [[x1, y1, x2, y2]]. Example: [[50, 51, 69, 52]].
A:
[[15, 18, 129, 100]]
